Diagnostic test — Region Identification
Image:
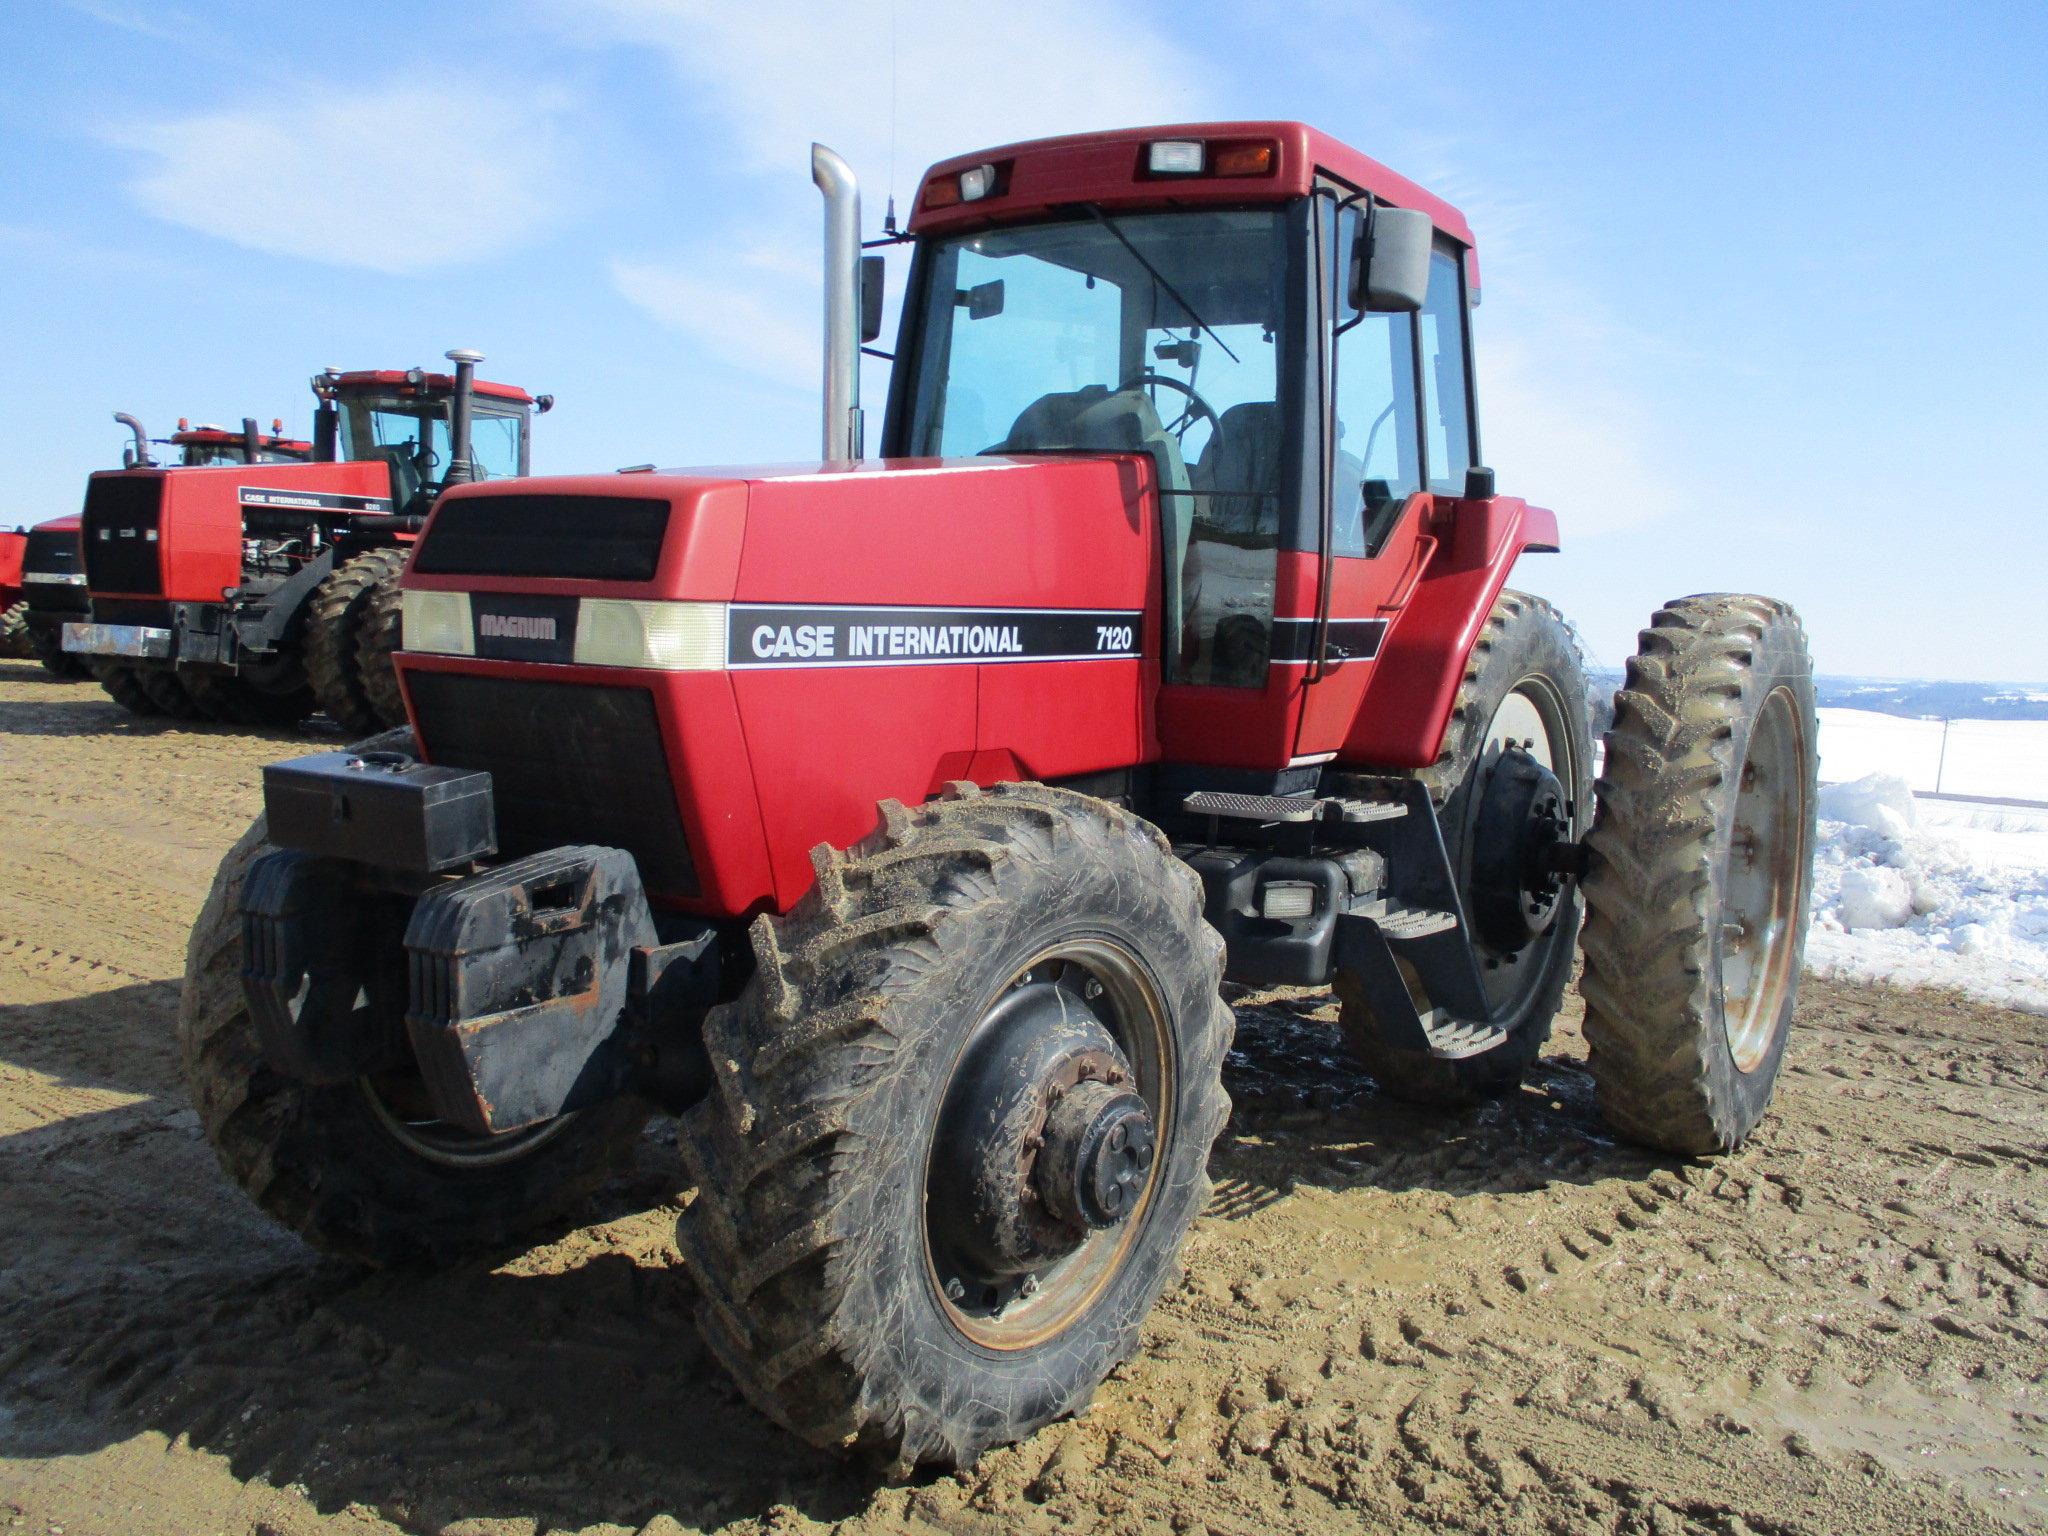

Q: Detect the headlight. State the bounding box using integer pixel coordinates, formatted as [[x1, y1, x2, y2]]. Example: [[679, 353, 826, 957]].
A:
[[573, 599, 726, 670], [401, 589, 474, 656]]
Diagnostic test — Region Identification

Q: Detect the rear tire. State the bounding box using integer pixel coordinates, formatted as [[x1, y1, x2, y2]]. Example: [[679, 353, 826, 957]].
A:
[[678, 783, 1233, 1469], [91, 660, 163, 716], [1580, 595, 1817, 1155], [306, 552, 393, 736], [179, 806, 650, 1265], [349, 548, 410, 727], [0, 599, 29, 659], [1336, 591, 1593, 1105]]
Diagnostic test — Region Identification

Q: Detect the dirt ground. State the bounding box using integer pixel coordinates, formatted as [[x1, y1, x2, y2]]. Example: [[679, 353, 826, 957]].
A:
[[2, 657, 2044, 1536]]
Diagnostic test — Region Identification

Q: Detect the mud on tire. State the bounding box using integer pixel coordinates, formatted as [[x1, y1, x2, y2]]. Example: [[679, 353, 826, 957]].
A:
[[1337, 590, 1594, 1105], [678, 782, 1234, 1469], [1580, 594, 1818, 1155], [179, 745, 648, 1265]]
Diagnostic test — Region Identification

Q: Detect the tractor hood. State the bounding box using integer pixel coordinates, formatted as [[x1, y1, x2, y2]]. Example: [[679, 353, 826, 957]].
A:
[[407, 455, 1162, 615]]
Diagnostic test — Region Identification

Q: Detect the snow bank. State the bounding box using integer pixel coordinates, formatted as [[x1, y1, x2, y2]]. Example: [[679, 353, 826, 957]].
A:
[[1806, 773, 2048, 1013]]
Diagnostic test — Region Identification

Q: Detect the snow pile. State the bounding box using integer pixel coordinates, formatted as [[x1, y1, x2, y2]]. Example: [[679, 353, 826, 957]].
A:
[[1806, 774, 2048, 1013]]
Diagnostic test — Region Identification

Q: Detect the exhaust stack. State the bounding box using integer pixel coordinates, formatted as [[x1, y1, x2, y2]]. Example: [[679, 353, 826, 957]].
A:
[[444, 348, 482, 484], [114, 412, 154, 469], [812, 143, 862, 461]]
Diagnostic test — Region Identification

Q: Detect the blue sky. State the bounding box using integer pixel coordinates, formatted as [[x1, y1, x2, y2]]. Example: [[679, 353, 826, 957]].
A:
[[3, 0, 2044, 681]]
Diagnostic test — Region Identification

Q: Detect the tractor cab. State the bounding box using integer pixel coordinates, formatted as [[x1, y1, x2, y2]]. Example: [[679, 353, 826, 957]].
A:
[[315, 364, 550, 514], [168, 420, 312, 467]]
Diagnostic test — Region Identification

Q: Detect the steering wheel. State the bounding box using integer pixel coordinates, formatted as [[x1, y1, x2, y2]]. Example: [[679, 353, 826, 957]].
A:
[[1120, 370, 1221, 447]]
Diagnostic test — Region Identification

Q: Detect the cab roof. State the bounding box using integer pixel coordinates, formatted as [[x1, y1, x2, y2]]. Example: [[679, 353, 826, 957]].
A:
[[330, 370, 534, 405], [911, 120, 1475, 280], [171, 427, 312, 451]]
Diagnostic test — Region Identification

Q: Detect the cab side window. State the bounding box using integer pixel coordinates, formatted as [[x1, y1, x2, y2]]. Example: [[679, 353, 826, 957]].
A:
[[1418, 249, 1474, 493], [1330, 204, 1421, 556]]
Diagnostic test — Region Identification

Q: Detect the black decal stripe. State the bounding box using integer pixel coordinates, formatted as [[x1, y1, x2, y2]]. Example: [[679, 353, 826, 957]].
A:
[[729, 605, 1141, 668], [237, 487, 394, 513], [1268, 617, 1388, 664]]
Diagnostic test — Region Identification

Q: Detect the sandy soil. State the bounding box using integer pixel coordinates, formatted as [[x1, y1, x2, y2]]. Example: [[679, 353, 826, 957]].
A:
[[2, 657, 2044, 1536]]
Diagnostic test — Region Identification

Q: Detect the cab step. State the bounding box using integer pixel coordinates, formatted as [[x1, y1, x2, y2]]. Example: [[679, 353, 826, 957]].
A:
[[1415, 1010, 1508, 1060], [1353, 899, 1458, 940], [1182, 790, 1408, 826]]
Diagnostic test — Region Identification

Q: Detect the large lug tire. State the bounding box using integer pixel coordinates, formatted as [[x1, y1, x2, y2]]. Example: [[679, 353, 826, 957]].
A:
[[178, 668, 313, 728], [135, 665, 205, 719], [28, 621, 88, 678], [178, 800, 649, 1265], [1580, 595, 1818, 1155], [1337, 590, 1595, 1105], [91, 659, 164, 716], [0, 599, 30, 658], [350, 548, 410, 728], [678, 782, 1234, 1469], [306, 551, 397, 736]]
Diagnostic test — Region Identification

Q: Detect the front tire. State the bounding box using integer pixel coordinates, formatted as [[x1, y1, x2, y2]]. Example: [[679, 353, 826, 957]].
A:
[[1336, 591, 1594, 1104], [91, 660, 163, 716], [678, 782, 1233, 1469], [1580, 595, 1818, 1154], [350, 548, 410, 727], [306, 552, 394, 736], [29, 621, 88, 678], [179, 802, 649, 1265]]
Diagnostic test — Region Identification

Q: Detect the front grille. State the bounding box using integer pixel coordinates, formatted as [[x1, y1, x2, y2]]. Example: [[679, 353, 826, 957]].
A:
[[81, 476, 164, 594], [22, 525, 88, 615], [24, 525, 80, 578], [413, 495, 671, 582], [407, 671, 698, 896]]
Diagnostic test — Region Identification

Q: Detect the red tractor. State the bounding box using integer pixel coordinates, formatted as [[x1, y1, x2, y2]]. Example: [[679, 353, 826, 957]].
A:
[[182, 124, 1818, 1469], [68, 356, 548, 725], [9, 416, 308, 678]]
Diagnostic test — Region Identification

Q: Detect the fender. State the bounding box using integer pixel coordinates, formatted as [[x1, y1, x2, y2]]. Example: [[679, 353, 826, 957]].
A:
[[1341, 494, 1559, 770]]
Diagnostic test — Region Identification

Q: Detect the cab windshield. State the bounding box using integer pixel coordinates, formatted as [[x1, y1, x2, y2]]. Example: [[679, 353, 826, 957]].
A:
[[339, 395, 525, 484], [901, 207, 1297, 687]]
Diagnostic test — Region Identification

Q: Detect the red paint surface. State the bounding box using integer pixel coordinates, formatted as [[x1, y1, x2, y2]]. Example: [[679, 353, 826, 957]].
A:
[[331, 370, 533, 404], [0, 530, 25, 602], [911, 121, 1473, 250]]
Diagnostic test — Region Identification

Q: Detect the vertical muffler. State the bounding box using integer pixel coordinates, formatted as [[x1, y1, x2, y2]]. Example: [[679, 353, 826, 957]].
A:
[[812, 143, 862, 461], [444, 347, 482, 484], [114, 412, 154, 468]]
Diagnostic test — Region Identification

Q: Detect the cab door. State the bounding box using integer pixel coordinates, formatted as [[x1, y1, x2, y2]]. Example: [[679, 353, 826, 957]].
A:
[[1295, 198, 1477, 759]]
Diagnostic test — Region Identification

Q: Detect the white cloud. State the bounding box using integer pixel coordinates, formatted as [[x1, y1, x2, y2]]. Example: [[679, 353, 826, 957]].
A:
[[109, 79, 568, 273], [576, 0, 1207, 199], [610, 258, 816, 387], [589, 0, 1212, 392]]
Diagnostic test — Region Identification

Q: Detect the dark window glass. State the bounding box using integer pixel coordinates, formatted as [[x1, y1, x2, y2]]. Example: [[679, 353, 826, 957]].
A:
[[1330, 205, 1422, 555], [1418, 249, 1473, 493]]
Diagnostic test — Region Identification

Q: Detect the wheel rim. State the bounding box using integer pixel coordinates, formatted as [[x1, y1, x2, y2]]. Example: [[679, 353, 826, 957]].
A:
[[1462, 677, 1581, 1013], [1720, 685, 1809, 1073], [358, 1075, 575, 1169], [922, 937, 1173, 1352]]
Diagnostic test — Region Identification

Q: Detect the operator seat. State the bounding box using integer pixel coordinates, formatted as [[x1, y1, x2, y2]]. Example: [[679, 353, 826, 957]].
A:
[[1189, 401, 1283, 538], [991, 385, 1197, 646], [362, 445, 427, 516]]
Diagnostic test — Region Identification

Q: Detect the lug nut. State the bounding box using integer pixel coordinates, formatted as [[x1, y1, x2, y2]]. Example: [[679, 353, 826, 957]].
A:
[[945, 1277, 966, 1301], [1021, 1275, 1039, 1297]]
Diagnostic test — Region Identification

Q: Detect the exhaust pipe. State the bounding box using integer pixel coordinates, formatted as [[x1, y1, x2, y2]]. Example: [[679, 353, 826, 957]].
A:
[[444, 348, 481, 484], [114, 412, 155, 469], [812, 143, 862, 461], [241, 416, 262, 461]]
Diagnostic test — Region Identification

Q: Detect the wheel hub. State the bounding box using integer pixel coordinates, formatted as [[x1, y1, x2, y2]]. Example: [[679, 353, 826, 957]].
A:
[[1038, 1080, 1154, 1230], [1469, 746, 1571, 952], [927, 971, 1144, 1289]]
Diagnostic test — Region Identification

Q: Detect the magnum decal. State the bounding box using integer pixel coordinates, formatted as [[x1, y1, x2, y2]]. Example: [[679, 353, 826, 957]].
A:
[[728, 605, 1142, 669]]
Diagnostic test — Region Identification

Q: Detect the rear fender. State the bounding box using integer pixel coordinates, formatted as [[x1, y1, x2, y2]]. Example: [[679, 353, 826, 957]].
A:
[[1342, 496, 1559, 769]]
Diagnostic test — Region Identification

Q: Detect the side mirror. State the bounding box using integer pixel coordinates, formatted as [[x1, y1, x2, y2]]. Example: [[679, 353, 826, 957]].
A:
[[957, 277, 1005, 321], [535, 393, 556, 414], [1350, 205, 1433, 313], [859, 254, 886, 343]]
